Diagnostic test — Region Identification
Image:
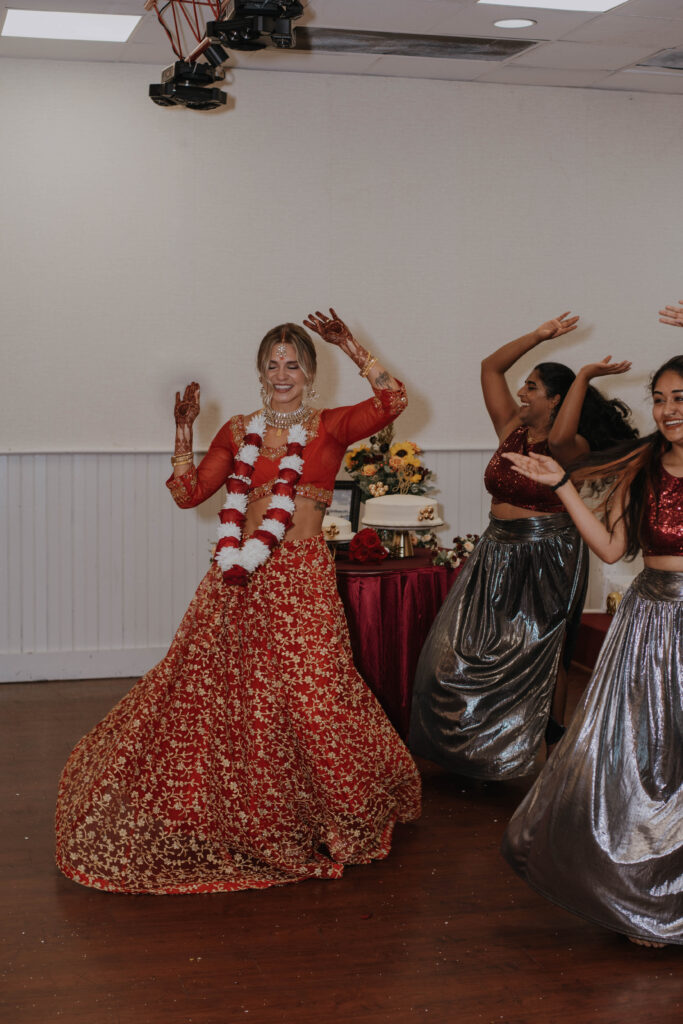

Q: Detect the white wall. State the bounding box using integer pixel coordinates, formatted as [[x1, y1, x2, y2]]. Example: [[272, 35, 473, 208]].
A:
[[2, 57, 682, 679], [3, 58, 683, 455]]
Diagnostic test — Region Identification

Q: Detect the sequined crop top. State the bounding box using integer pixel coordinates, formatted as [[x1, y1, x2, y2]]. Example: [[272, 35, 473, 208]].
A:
[[484, 426, 565, 513], [166, 382, 408, 510], [641, 464, 683, 557]]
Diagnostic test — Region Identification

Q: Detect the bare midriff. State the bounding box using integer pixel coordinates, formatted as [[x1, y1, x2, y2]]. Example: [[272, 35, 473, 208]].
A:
[[490, 501, 558, 520], [643, 554, 683, 572], [244, 494, 326, 542]]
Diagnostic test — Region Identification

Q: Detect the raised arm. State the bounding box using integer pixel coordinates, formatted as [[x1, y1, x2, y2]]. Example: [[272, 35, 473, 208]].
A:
[[658, 300, 683, 328], [172, 382, 200, 478], [303, 308, 400, 392], [502, 451, 628, 563], [548, 356, 631, 465], [480, 313, 579, 438], [167, 383, 234, 508]]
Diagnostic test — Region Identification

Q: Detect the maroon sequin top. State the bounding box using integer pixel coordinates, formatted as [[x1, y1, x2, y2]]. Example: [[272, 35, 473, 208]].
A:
[[484, 426, 565, 513], [641, 464, 683, 556]]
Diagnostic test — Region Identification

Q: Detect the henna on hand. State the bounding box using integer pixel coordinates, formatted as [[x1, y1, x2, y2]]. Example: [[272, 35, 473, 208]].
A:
[[173, 382, 199, 456], [304, 308, 354, 348], [174, 382, 200, 429]]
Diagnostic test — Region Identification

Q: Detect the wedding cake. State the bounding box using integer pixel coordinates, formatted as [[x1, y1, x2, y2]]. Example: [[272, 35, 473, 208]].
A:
[[361, 495, 443, 529]]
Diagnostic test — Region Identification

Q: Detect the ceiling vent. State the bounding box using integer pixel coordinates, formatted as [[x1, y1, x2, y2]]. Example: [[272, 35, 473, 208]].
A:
[[636, 48, 683, 72], [293, 27, 537, 62]]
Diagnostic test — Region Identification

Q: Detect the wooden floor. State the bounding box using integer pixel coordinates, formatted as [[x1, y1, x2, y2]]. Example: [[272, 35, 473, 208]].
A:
[[2, 670, 680, 1024]]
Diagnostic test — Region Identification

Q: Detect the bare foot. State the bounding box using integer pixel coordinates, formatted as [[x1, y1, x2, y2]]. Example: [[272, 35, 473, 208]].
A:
[[628, 936, 667, 949]]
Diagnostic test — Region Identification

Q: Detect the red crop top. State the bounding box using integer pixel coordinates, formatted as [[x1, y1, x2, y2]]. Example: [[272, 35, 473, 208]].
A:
[[641, 464, 683, 557], [484, 426, 565, 514], [167, 382, 408, 509]]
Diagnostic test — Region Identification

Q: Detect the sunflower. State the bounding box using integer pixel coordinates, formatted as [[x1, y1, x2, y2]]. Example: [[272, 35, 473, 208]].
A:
[[344, 444, 371, 471]]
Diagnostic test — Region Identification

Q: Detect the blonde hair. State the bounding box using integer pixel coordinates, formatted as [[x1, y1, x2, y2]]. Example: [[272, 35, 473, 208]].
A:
[[257, 324, 317, 383]]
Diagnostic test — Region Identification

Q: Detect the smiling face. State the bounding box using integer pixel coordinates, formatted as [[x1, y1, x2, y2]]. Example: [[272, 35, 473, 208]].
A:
[[652, 369, 683, 446], [517, 370, 561, 430], [264, 342, 307, 411]]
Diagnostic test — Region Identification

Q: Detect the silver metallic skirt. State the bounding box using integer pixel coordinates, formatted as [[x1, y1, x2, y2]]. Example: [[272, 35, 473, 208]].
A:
[[409, 513, 588, 779], [502, 568, 683, 945]]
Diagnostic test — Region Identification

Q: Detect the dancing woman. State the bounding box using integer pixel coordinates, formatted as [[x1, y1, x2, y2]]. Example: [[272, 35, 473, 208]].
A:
[[501, 355, 683, 948], [409, 314, 636, 779], [55, 311, 421, 894]]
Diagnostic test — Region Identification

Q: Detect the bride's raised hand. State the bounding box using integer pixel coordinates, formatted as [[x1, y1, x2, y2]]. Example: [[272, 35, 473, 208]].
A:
[[535, 312, 580, 342], [502, 451, 566, 487], [174, 382, 200, 429], [303, 308, 354, 349]]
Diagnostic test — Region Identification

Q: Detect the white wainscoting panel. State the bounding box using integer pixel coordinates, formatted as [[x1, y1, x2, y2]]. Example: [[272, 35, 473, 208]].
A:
[[1, 448, 621, 682]]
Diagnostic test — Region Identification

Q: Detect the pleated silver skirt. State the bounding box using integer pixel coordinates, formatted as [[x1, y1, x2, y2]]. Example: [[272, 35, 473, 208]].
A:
[[502, 568, 683, 945], [409, 513, 588, 779]]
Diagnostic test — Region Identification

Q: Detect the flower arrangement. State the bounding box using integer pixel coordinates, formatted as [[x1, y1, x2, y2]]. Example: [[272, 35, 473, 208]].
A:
[[414, 531, 480, 569], [348, 528, 389, 564], [344, 424, 433, 499]]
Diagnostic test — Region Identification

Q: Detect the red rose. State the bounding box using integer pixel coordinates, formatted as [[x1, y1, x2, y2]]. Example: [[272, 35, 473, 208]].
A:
[[349, 528, 388, 563]]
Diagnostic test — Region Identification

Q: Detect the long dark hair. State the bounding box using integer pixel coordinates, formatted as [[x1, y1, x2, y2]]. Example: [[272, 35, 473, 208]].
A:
[[535, 361, 637, 450], [568, 355, 683, 560]]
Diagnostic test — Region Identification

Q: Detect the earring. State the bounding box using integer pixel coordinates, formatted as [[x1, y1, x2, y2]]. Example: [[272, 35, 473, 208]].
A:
[[306, 382, 318, 401], [260, 379, 272, 408]]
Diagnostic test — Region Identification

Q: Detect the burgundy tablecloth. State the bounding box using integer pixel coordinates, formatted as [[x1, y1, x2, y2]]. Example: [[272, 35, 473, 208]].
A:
[[335, 553, 461, 739]]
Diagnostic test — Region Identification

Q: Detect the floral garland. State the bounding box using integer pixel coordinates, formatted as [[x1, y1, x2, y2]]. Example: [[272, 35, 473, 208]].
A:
[[214, 412, 307, 585]]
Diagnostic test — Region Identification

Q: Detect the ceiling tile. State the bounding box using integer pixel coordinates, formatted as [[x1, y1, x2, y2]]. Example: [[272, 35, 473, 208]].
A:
[[508, 39, 658, 69], [615, 0, 683, 17], [564, 13, 683, 47], [431, 3, 601, 38], [300, 0, 468, 35], [475, 64, 609, 86], [363, 54, 496, 81]]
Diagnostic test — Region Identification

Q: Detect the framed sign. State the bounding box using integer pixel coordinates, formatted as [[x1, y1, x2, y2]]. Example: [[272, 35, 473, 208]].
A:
[[329, 481, 362, 532]]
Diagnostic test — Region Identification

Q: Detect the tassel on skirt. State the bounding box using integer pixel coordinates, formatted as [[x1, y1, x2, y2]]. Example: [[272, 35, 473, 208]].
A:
[[502, 568, 683, 945], [55, 534, 421, 894], [409, 513, 588, 779]]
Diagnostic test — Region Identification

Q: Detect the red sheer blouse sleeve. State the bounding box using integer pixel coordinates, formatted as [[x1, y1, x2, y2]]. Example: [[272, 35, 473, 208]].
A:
[[322, 381, 408, 447], [165, 418, 236, 509]]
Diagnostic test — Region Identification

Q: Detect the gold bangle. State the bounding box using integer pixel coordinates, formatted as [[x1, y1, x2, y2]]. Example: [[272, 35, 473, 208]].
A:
[[359, 355, 377, 379], [171, 453, 194, 466]]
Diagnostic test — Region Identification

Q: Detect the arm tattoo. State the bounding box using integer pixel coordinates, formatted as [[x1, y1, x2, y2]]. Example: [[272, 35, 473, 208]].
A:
[[314, 500, 328, 514], [374, 371, 392, 389]]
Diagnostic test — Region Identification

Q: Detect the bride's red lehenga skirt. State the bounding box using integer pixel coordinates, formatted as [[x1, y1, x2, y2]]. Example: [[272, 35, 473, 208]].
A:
[[55, 535, 422, 894]]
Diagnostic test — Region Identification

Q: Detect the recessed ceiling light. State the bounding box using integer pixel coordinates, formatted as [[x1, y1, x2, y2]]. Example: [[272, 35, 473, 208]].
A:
[[494, 19, 537, 28], [478, 1, 627, 11], [1, 9, 141, 42]]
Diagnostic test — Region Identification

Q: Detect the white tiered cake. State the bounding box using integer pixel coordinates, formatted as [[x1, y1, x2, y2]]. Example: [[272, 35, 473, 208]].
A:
[[361, 495, 443, 529]]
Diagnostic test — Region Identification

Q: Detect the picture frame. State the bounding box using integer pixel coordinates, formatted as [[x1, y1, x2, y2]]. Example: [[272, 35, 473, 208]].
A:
[[329, 480, 362, 532]]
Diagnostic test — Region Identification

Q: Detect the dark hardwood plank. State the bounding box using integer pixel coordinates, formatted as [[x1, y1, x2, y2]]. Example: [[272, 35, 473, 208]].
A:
[[1, 671, 680, 1024]]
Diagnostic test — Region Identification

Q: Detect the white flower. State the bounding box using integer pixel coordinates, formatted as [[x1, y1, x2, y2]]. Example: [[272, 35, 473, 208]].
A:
[[222, 493, 248, 514], [260, 518, 287, 541], [240, 537, 271, 572], [279, 454, 304, 474], [215, 547, 238, 571], [238, 443, 260, 467], [288, 424, 308, 446], [247, 412, 266, 437], [269, 494, 296, 515], [217, 523, 241, 541]]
